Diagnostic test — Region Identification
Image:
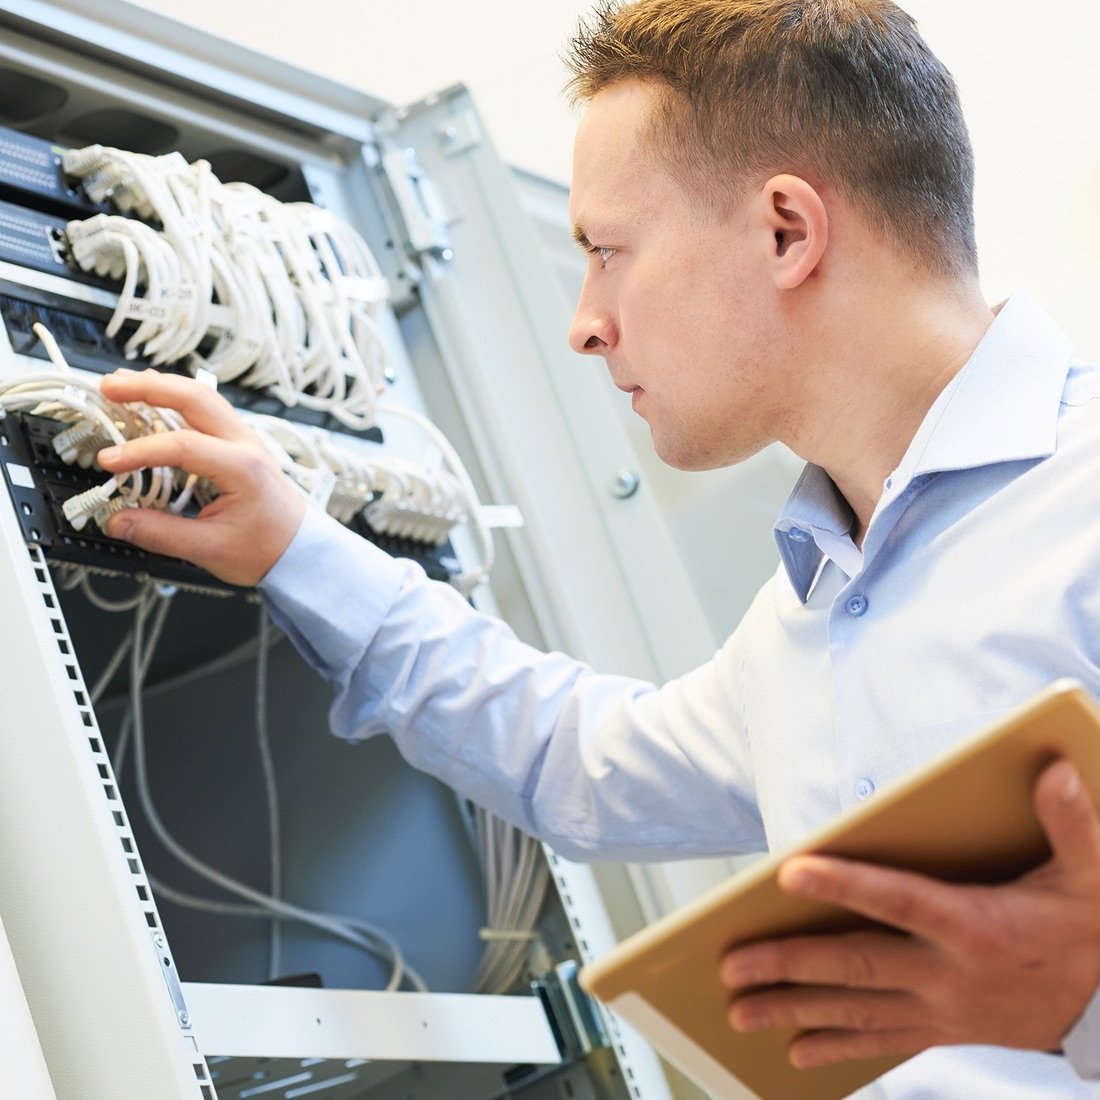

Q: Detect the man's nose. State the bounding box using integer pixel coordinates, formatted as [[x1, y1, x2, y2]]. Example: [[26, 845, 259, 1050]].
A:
[[568, 297, 615, 355]]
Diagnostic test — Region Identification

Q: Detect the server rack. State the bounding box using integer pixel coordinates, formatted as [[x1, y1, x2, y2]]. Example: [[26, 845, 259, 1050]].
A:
[[0, 3, 725, 1098]]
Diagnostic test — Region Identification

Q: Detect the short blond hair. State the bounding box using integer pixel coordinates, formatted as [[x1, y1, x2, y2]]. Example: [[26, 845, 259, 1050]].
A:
[[565, 0, 977, 276]]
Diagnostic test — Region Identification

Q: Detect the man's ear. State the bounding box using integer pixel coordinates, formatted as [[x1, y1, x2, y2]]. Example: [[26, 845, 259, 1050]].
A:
[[759, 174, 828, 290]]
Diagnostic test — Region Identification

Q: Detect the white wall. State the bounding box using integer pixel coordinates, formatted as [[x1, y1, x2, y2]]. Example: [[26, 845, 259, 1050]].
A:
[[128, 0, 588, 187], [124, 0, 1100, 642], [907, 1, 1100, 356], [129, 0, 1100, 355]]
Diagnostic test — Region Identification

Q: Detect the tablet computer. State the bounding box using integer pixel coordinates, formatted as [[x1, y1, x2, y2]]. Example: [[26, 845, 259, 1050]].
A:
[[578, 678, 1100, 1100]]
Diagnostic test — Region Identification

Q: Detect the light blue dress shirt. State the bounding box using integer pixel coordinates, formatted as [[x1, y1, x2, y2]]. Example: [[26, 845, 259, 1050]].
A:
[[262, 290, 1099, 1096]]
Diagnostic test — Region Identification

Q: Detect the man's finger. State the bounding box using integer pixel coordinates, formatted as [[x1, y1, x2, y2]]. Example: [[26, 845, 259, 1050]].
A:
[[720, 928, 923, 992], [104, 506, 215, 565], [728, 984, 921, 1035], [786, 1025, 944, 1070], [104, 499, 299, 588], [774, 854, 964, 941], [97, 430, 269, 493], [100, 368, 254, 443], [1031, 760, 1100, 882]]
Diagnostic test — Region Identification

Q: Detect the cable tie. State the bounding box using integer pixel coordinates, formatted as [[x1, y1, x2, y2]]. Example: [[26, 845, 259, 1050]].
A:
[[164, 284, 197, 303], [477, 928, 539, 943], [310, 467, 337, 510]]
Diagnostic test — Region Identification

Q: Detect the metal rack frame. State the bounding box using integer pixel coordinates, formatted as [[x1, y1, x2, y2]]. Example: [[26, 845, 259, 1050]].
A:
[[0, 3, 722, 1096]]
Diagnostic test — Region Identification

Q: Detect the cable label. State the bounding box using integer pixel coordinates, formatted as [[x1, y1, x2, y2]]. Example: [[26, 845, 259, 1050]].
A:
[[62, 384, 86, 409], [310, 467, 337, 510], [125, 298, 170, 323], [478, 504, 524, 530]]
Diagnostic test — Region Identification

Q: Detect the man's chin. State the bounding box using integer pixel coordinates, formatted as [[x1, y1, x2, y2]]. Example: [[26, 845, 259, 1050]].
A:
[[651, 431, 764, 473], [650, 435, 710, 472]]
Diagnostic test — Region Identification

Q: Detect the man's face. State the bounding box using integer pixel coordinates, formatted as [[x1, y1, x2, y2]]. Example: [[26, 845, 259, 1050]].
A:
[[568, 80, 787, 471]]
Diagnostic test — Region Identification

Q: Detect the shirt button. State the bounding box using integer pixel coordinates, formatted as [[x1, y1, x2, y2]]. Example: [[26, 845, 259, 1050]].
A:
[[855, 778, 875, 800], [845, 593, 869, 617], [786, 526, 810, 543]]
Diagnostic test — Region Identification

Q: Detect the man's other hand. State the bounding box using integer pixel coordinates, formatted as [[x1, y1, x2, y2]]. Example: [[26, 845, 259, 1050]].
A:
[[719, 759, 1100, 1069]]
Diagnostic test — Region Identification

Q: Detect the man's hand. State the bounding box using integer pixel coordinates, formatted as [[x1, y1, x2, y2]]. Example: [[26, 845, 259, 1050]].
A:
[[96, 368, 307, 587], [719, 759, 1100, 1069]]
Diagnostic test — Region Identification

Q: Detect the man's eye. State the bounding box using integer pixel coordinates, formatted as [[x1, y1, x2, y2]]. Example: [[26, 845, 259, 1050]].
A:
[[588, 245, 616, 264]]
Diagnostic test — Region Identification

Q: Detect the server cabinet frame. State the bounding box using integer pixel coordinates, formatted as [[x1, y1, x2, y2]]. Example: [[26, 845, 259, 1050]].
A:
[[0, 3, 721, 1097]]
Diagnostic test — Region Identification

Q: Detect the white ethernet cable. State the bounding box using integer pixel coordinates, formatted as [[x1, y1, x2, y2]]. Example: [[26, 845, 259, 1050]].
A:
[[106, 584, 425, 991], [94, 579, 544, 997], [61, 145, 390, 429], [246, 408, 494, 593], [0, 337, 197, 534], [254, 603, 282, 980], [10, 324, 496, 589], [470, 802, 550, 995], [375, 402, 496, 596]]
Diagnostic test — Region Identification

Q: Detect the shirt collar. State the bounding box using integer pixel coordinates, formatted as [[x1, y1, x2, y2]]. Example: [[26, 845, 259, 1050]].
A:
[[775, 466, 859, 600], [774, 290, 1076, 602], [892, 289, 1073, 483]]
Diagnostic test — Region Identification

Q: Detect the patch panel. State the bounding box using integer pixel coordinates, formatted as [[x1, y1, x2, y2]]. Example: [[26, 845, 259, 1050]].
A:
[[0, 125, 107, 217], [0, 409, 457, 590]]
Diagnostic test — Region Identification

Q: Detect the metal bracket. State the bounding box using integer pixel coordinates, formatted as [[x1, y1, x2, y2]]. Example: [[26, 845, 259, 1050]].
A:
[[380, 145, 453, 259], [532, 959, 609, 1061], [151, 930, 191, 1030]]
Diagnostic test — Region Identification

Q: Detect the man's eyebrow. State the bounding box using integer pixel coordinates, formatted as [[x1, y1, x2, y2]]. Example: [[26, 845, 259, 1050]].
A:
[[571, 225, 592, 251]]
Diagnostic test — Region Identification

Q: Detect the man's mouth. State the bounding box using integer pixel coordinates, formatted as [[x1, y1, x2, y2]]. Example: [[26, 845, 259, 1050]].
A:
[[610, 376, 644, 411]]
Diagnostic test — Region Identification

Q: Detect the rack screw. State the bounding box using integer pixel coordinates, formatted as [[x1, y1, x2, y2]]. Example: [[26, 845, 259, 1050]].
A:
[[610, 469, 640, 499]]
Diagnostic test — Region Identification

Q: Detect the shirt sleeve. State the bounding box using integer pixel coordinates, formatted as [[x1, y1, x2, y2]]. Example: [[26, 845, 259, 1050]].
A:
[[258, 505, 766, 862], [1063, 980, 1100, 1079]]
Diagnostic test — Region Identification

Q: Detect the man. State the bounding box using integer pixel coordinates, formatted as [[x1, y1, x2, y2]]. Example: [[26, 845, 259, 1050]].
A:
[[94, 0, 1100, 1095]]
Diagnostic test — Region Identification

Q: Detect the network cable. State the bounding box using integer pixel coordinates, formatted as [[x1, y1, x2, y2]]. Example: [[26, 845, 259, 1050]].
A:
[[4, 322, 495, 589], [74, 564, 549, 995], [61, 146, 389, 429], [107, 583, 426, 991], [11, 327, 532, 986], [470, 802, 550, 995]]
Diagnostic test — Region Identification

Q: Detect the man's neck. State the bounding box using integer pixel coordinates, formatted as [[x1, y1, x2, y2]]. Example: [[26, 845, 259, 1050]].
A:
[[796, 280, 995, 538]]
